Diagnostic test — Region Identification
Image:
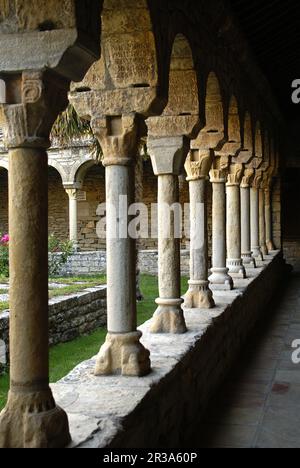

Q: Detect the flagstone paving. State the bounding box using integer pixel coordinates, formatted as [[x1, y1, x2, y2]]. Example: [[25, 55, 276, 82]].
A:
[[192, 272, 300, 448]]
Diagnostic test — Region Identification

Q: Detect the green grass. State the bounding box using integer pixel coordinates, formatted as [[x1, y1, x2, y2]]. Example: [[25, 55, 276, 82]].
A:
[[0, 302, 9, 313], [0, 274, 188, 411]]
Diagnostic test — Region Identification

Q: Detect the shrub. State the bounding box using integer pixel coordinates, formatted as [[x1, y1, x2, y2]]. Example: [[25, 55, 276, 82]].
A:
[[48, 234, 74, 277], [0, 234, 9, 278]]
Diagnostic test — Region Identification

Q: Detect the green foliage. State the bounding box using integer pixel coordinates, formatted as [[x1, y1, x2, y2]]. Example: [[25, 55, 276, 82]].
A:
[[0, 234, 9, 278], [48, 234, 74, 277]]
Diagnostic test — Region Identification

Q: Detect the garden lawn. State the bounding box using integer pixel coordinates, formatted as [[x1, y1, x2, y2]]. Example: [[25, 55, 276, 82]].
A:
[[0, 275, 188, 411]]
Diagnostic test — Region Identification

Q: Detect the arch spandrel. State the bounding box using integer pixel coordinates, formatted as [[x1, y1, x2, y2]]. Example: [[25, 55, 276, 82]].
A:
[[71, 0, 165, 119], [191, 71, 225, 151], [216, 95, 242, 159], [237, 112, 253, 164], [251, 121, 263, 170], [146, 33, 200, 140]]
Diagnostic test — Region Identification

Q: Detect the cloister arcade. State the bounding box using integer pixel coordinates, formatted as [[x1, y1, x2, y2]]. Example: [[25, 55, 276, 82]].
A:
[[0, 0, 290, 449]]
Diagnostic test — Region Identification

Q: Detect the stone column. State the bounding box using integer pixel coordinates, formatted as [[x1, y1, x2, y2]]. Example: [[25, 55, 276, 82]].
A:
[[148, 136, 188, 333], [0, 71, 70, 448], [265, 183, 275, 252], [226, 164, 246, 278], [240, 169, 256, 267], [259, 185, 268, 256], [250, 172, 264, 261], [91, 115, 150, 376], [184, 151, 215, 308], [65, 186, 79, 250], [208, 169, 233, 290]]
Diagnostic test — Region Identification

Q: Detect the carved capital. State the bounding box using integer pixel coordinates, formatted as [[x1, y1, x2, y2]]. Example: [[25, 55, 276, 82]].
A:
[[209, 169, 226, 184], [227, 163, 244, 186], [0, 71, 68, 149], [261, 172, 272, 190], [241, 168, 255, 188], [91, 114, 138, 167], [148, 136, 189, 176], [252, 170, 263, 189], [185, 149, 213, 181], [65, 188, 78, 201]]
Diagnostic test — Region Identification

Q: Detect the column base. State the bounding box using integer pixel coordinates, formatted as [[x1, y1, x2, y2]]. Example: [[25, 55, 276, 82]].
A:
[[252, 247, 264, 261], [0, 388, 70, 448], [266, 241, 275, 253], [94, 331, 151, 377], [261, 244, 268, 256], [150, 298, 187, 334], [227, 259, 247, 279], [242, 253, 256, 268], [184, 280, 215, 308], [208, 268, 233, 291]]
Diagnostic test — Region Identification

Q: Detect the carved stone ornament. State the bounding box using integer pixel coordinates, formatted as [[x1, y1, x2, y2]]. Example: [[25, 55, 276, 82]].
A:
[[241, 168, 255, 188], [226, 163, 244, 186], [185, 149, 213, 181], [0, 71, 68, 149], [91, 113, 138, 166]]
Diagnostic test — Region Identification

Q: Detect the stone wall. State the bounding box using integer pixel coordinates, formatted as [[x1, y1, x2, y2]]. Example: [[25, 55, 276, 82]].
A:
[[48, 167, 69, 241], [78, 165, 106, 251], [0, 286, 107, 360], [57, 250, 190, 277], [283, 240, 300, 271], [51, 252, 286, 448]]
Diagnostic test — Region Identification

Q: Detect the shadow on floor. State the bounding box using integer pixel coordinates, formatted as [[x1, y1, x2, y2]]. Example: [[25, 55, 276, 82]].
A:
[[187, 268, 300, 448]]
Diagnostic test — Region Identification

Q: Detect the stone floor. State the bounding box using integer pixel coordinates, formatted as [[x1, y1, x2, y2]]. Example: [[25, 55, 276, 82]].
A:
[[192, 271, 300, 448]]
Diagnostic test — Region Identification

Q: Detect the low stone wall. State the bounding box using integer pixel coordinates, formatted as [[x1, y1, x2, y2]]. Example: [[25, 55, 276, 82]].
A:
[[57, 250, 190, 276], [51, 252, 286, 448], [0, 286, 107, 361]]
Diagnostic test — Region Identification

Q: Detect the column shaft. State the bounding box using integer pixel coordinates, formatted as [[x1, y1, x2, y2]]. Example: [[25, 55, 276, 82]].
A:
[[265, 188, 275, 251], [184, 178, 214, 308], [0, 148, 70, 448], [250, 187, 263, 261], [209, 173, 233, 290], [151, 174, 187, 332], [226, 183, 246, 278], [259, 188, 268, 256], [241, 185, 256, 267], [94, 161, 150, 376]]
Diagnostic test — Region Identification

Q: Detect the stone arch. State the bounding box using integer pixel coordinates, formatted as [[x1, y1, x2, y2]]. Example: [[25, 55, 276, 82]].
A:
[[228, 96, 241, 145], [192, 71, 225, 150], [237, 111, 254, 164], [72, 0, 166, 117], [48, 160, 68, 185], [73, 159, 99, 187], [163, 34, 199, 118], [255, 121, 263, 160]]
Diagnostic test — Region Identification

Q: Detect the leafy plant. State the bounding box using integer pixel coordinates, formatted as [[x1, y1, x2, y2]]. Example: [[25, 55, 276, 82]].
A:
[[48, 234, 74, 277], [0, 234, 9, 278]]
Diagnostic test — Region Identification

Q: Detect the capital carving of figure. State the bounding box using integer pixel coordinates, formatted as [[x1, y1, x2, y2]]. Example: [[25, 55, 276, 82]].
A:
[[226, 163, 244, 186], [0, 71, 68, 149], [241, 168, 255, 188], [91, 113, 138, 167], [185, 149, 213, 181]]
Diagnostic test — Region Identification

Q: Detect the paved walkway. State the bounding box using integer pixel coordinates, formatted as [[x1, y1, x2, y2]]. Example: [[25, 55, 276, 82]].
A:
[[194, 272, 300, 448]]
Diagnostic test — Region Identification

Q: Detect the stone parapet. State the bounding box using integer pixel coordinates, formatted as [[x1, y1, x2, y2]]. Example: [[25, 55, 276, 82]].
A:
[[51, 252, 286, 448]]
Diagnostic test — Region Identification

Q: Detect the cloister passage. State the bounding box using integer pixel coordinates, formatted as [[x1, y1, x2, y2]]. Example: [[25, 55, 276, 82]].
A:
[[192, 271, 300, 449], [0, 0, 299, 449]]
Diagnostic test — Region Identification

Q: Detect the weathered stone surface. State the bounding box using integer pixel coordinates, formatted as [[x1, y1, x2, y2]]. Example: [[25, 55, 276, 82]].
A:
[[0, 286, 107, 355], [50, 253, 286, 448], [0, 0, 76, 33]]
